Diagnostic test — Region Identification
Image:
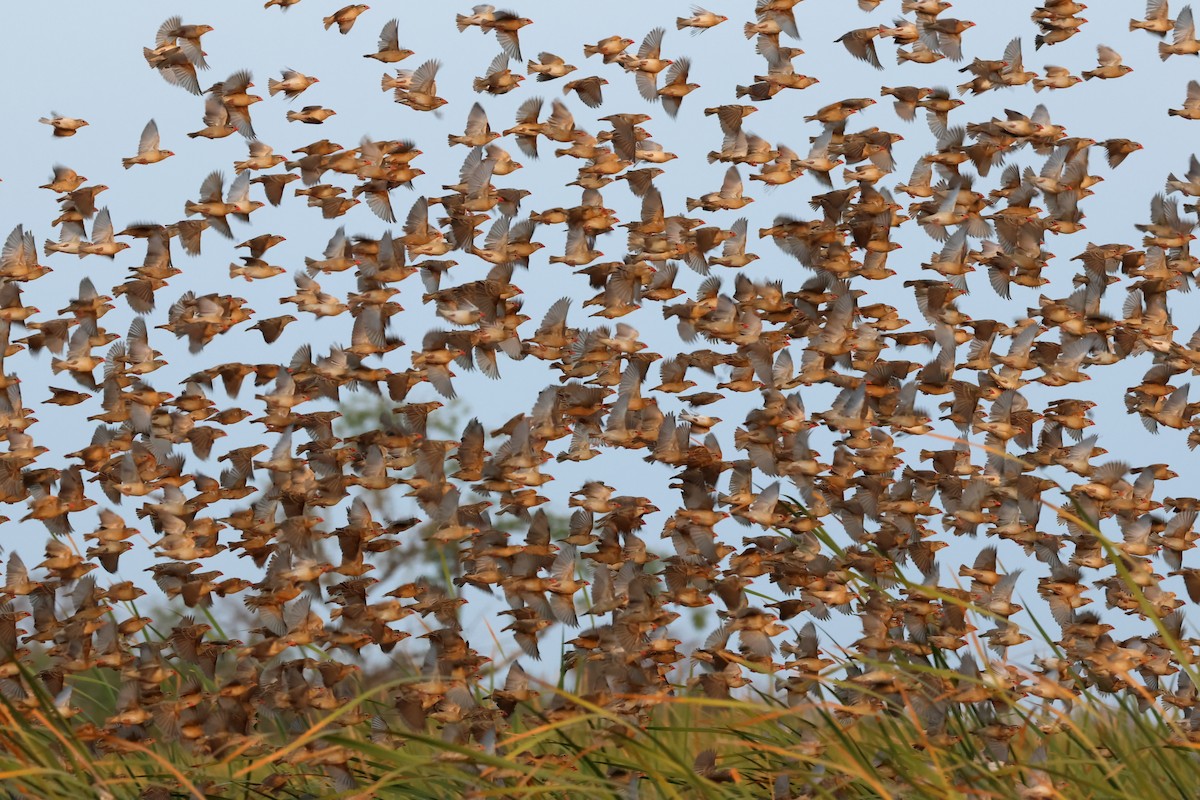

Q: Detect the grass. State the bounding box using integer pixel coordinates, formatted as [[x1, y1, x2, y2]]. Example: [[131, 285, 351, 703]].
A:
[[1, 671, 1200, 799], [0, 446, 1192, 799], [4, 536, 1200, 798]]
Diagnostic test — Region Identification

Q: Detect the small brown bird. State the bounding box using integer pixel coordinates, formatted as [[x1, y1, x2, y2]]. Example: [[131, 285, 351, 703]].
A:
[[918, 17, 976, 61], [448, 102, 498, 148], [81, 208, 131, 258], [395, 59, 448, 112], [527, 52, 576, 81], [365, 18, 414, 62], [474, 53, 525, 95], [623, 26, 674, 102], [563, 76, 608, 109], [1132, 0, 1175, 36], [325, 4, 370, 34], [470, 8, 533, 61], [837, 27, 883, 69], [235, 141, 286, 173], [1100, 139, 1143, 168], [187, 96, 237, 139], [1082, 46, 1132, 80], [658, 58, 699, 117], [249, 314, 298, 343], [1169, 80, 1200, 120], [184, 170, 257, 238], [208, 69, 262, 139], [268, 69, 320, 99], [1034, 66, 1082, 92], [122, 119, 174, 168], [41, 165, 87, 193], [40, 113, 89, 137], [286, 106, 337, 124], [677, 7, 727, 34], [1160, 6, 1199, 58], [687, 167, 753, 211], [584, 35, 636, 63], [156, 16, 214, 67]]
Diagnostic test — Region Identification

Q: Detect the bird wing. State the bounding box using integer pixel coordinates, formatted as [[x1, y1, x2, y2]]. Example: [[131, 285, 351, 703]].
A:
[[378, 18, 399, 49], [485, 52, 509, 79], [635, 70, 660, 102], [226, 170, 251, 204], [197, 170, 224, 203], [138, 119, 161, 154], [720, 166, 744, 199], [411, 59, 441, 94], [1096, 44, 1122, 67], [639, 26, 665, 59], [92, 208, 115, 245], [838, 29, 882, 69], [1175, 5, 1195, 42]]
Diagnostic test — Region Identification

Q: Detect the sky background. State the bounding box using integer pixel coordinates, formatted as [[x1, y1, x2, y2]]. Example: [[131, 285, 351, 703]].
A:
[[1, 0, 1198, 666]]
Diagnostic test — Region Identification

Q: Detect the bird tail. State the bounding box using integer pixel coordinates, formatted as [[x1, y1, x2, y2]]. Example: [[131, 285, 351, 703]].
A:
[[742, 22, 757, 39], [686, 198, 700, 211], [1130, 19, 1140, 31], [121, 158, 135, 169], [42, 239, 56, 257], [707, 151, 723, 164], [583, 44, 599, 57], [1082, 71, 1094, 81], [186, 131, 201, 139], [50, 358, 65, 375], [735, 85, 749, 98], [1032, 81, 1044, 93], [455, 14, 472, 32], [1159, 41, 1173, 60], [676, 17, 688, 30], [1169, 109, 1181, 117], [472, 77, 488, 93], [322, 14, 335, 29], [230, 263, 246, 281], [267, 78, 283, 96], [1034, 34, 1045, 50]]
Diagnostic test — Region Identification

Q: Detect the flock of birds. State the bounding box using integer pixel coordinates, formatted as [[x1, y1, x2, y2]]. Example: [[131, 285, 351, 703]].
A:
[[6, 0, 1200, 793]]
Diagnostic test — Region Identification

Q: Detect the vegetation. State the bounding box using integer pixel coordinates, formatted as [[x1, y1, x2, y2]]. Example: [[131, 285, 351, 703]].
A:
[[0, 491, 1193, 799]]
